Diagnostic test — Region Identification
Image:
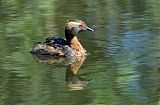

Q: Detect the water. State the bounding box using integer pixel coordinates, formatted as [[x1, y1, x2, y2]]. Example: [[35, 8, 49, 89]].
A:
[[0, 0, 160, 105]]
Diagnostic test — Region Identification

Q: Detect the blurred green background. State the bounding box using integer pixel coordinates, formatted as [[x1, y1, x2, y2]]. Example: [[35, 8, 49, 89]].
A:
[[0, 0, 160, 105]]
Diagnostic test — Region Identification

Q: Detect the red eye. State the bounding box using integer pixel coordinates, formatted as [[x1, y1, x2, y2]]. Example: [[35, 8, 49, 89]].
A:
[[79, 25, 83, 28]]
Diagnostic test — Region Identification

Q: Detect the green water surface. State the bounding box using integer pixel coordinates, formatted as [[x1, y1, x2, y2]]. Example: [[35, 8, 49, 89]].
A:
[[0, 0, 160, 105]]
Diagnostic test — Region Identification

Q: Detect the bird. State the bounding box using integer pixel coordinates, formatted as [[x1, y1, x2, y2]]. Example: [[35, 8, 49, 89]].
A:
[[31, 19, 94, 59]]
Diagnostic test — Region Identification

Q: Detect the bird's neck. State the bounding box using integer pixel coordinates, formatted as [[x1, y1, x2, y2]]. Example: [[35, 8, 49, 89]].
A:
[[70, 36, 84, 51], [65, 28, 84, 51]]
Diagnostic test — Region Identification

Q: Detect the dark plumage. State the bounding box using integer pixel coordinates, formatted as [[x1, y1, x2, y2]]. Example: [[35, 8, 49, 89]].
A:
[[45, 37, 69, 46], [31, 37, 73, 56]]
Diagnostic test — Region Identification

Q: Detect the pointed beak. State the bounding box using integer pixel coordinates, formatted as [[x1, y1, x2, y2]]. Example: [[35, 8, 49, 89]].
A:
[[86, 26, 94, 31]]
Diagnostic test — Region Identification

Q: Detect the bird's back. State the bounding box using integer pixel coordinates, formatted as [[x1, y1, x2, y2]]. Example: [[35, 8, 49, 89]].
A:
[[31, 37, 74, 56]]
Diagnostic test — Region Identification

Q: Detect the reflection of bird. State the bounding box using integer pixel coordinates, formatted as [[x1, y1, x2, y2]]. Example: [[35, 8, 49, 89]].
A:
[[32, 54, 94, 90], [31, 20, 94, 59], [65, 57, 94, 90]]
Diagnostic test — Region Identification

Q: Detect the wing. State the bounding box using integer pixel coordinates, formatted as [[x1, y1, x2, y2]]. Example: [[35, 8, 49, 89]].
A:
[[31, 37, 70, 56]]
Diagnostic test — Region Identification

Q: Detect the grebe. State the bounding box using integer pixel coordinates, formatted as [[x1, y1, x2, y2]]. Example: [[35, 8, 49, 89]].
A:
[[31, 20, 94, 58]]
